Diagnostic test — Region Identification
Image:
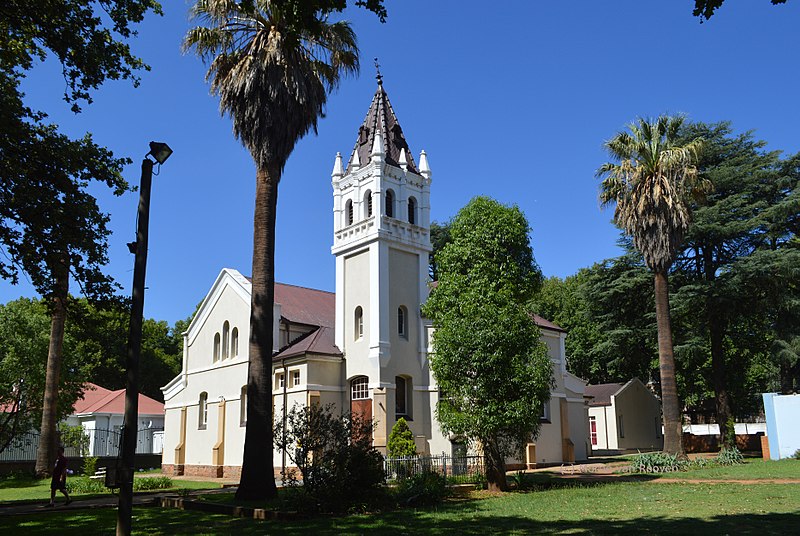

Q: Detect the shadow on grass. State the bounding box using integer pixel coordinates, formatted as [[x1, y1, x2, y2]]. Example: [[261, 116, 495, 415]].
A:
[[2, 507, 799, 535], [0, 475, 41, 490]]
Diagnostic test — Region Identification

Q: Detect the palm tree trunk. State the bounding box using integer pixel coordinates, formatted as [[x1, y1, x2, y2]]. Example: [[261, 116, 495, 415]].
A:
[[653, 271, 685, 457], [236, 165, 280, 501], [709, 313, 734, 449], [34, 259, 69, 477]]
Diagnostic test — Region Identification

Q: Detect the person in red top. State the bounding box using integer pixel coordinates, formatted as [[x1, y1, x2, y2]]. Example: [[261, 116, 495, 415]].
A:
[[48, 446, 71, 507]]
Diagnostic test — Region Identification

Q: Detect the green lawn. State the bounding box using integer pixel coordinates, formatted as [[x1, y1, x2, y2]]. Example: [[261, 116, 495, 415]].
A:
[[3, 481, 799, 535], [0, 474, 216, 504], [657, 458, 800, 480]]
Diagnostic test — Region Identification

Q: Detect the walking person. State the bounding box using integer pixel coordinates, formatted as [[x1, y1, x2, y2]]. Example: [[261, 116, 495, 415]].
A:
[[48, 445, 71, 507]]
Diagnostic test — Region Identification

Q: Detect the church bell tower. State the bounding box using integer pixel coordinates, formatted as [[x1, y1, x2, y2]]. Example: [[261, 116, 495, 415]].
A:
[[331, 72, 433, 450]]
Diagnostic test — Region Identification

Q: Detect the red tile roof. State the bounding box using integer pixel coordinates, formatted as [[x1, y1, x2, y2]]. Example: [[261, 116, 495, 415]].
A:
[[275, 283, 335, 328], [73, 383, 164, 416]]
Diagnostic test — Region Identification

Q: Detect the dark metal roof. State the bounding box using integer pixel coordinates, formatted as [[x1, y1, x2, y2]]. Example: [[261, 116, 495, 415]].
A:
[[345, 80, 418, 175], [273, 326, 341, 361], [584, 382, 625, 406]]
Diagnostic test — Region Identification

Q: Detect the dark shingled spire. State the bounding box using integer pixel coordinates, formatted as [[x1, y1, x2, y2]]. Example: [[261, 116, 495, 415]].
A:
[[346, 77, 419, 175]]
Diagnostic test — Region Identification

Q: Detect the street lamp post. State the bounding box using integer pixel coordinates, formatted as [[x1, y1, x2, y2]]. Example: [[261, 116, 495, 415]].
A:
[[116, 142, 172, 536]]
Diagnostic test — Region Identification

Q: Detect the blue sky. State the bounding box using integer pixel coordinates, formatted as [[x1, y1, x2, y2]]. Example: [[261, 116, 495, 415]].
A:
[[2, 0, 799, 324]]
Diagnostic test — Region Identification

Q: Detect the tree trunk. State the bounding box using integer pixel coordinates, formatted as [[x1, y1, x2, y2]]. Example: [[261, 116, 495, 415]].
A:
[[236, 165, 281, 501], [653, 271, 685, 458], [34, 259, 69, 477], [483, 438, 507, 492], [708, 312, 734, 449]]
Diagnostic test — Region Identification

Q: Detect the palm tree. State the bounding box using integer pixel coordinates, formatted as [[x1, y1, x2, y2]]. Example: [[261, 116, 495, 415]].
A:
[[597, 116, 706, 457], [184, 0, 361, 500]]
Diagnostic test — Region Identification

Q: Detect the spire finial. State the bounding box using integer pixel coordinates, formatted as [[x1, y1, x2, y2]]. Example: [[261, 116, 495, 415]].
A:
[[374, 57, 382, 86]]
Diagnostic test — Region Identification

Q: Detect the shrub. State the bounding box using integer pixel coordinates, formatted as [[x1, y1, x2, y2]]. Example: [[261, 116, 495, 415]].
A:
[[274, 403, 386, 513], [396, 470, 449, 506], [628, 451, 685, 473], [387, 418, 417, 458], [716, 446, 744, 466], [66, 476, 106, 495], [82, 456, 98, 476], [133, 476, 173, 491]]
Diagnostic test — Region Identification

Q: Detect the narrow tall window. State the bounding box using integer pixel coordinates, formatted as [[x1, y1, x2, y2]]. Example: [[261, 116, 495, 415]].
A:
[[618, 415, 625, 438], [385, 189, 395, 218], [398, 306, 408, 339], [213, 333, 221, 362], [589, 416, 598, 446], [351, 377, 369, 400], [292, 370, 301, 387], [395, 376, 407, 417], [364, 190, 373, 217], [240, 386, 247, 426], [345, 199, 354, 225], [222, 321, 230, 359], [231, 327, 239, 357], [355, 306, 364, 340], [407, 196, 417, 224], [198, 392, 208, 429]]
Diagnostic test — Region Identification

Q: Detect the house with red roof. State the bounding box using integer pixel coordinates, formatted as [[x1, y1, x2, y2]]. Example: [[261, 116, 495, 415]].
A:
[[161, 78, 589, 478], [65, 383, 164, 456]]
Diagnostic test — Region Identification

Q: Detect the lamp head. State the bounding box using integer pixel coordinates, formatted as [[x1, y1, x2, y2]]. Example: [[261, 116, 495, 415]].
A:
[[148, 141, 173, 165]]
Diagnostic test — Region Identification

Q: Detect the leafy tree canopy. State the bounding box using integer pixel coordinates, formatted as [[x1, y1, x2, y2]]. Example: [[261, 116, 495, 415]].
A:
[[422, 196, 552, 490], [694, 0, 788, 21]]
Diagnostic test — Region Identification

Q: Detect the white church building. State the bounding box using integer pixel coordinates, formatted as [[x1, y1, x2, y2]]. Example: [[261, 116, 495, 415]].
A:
[[161, 78, 589, 479]]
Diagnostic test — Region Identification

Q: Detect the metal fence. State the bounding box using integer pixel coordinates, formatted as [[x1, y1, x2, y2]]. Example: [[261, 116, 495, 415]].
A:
[[0, 428, 164, 462], [384, 453, 484, 482]]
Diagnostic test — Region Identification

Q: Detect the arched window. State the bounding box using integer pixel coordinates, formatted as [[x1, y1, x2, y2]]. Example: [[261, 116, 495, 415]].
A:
[[407, 196, 417, 224], [198, 392, 208, 429], [385, 189, 395, 218], [231, 327, 239, 358], [398, 306, 408, 339], [345, 199, 354, 225], [354, 306, 364, 340], [395, 376, 412, 418], [213, 333, 221, 362], [240, 386, 247, 427], [364, 190, 373, 218], [222, 321, 230, 359], [351, 376, 369, 400]]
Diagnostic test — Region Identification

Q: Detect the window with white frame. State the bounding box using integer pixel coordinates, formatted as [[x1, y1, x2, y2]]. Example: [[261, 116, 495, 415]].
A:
[[398, 306, 409, 339], [407, 196, 417, 224], [385, 189, 395, 218], [198, 392, 208, 429], [213, 334, 221, 362], [345, 199, 354, 225], [395, 376, 412, 419], [354, 306, 364, 340], [364, 190, 373, 217], [292, 370, 301, 387], [222, 321, 230, 359], [240, 386, 247, 427], [351, 377, 369, 400], [231, 327, 239, 358], [540, 400, 550, 422], [589, 416, 597, 446], [276, 373, 285, 390]]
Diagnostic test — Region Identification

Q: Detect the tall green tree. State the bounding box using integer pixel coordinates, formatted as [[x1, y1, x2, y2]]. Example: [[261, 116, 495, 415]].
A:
[[183, 0, 385, 500], [597, 116, 706, 456], [0, 299, 89, 454], [1, 0, 162, 477], [422, 197, 552, 492], [671, 122, 800, 446]]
